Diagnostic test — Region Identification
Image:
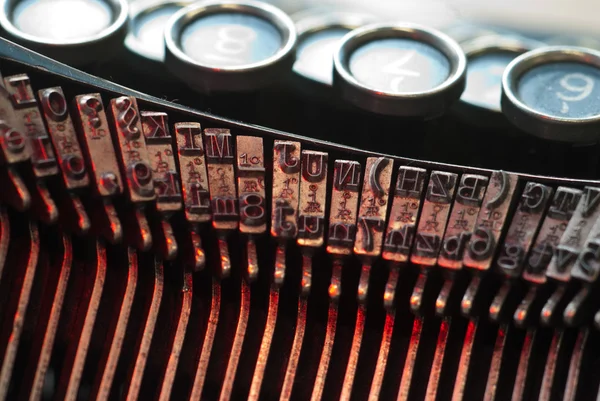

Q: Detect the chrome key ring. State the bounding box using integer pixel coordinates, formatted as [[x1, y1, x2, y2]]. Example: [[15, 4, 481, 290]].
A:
[[333, 23, 467, 118], [502, 46, 600, 143], [0, 0, 129, 65], [164, 0, 297, 93]]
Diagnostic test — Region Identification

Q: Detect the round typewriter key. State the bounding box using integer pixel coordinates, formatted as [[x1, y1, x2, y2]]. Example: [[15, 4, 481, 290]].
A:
[[0, 0, 128, 65], [333, 23, 466, 118], [502, 46, 600, 143], [125, 0, 191, 66], [454, 35, 542, 126], [165, 0, 296, 93], [291, 12, 374, 96]]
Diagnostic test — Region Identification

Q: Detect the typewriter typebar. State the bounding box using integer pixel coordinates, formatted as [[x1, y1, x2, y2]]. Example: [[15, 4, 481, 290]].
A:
[[2, 34, 600, 401]]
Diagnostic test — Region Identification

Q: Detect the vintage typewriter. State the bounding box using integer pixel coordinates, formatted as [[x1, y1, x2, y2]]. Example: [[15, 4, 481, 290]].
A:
[[0, 0, 599, 400]]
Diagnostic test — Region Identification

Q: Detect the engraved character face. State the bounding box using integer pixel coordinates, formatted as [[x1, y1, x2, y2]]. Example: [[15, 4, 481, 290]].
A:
[[396, 167, 426, 198], [334, 160, 361, 191]]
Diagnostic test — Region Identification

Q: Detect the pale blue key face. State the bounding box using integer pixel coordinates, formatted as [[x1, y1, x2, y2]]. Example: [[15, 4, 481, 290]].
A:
[[348, 38, 450, 94], [180, 13, 282, 67], [13, 0, 113, 40], [294, 27, 350, 85], [462, 52, 515, 111], [518, 62, 600, 119]]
